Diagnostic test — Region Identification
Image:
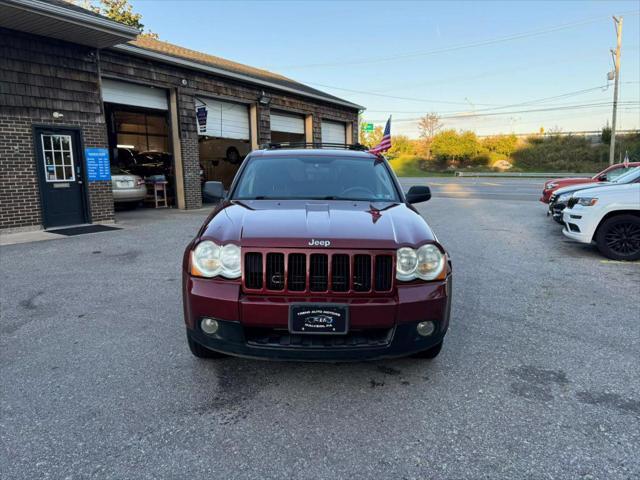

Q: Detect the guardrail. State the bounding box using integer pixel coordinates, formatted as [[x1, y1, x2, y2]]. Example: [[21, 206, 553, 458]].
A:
[[454, 172, 594, 178]]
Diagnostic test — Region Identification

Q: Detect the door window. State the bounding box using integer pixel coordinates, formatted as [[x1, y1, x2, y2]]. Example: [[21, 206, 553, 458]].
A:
[[41, 134, 75, 182]]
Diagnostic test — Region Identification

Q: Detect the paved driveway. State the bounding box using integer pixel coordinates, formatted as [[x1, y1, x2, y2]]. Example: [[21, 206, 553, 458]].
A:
[[1, 180, 638, 479]]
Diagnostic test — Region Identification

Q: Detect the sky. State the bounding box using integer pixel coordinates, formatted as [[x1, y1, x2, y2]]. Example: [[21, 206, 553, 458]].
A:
[[131, 0, 640, 138]]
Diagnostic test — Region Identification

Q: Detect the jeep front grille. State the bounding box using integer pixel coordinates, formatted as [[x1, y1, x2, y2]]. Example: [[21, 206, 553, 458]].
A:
[[243, 250, 395, 294]]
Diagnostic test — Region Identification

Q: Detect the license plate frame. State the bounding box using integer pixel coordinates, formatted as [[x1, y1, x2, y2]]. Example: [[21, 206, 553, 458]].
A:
[[289, 303, 349, 335]]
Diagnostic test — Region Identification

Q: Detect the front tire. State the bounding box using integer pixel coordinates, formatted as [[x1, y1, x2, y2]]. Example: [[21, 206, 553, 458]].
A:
[[412, 341, 443, 359], [595, 214, 640, 261], [187, 332, 228, 359]]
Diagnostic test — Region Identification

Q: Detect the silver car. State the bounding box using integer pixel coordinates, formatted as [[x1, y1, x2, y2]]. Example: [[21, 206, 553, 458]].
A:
[[111, 166, 146, 207]]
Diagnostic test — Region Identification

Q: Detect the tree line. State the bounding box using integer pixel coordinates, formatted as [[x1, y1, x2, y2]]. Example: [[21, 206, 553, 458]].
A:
[[360, 114, 640, 173]]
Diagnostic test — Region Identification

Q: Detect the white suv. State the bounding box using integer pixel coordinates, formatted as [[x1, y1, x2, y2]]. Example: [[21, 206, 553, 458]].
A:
[[562, 183, 640, 260]]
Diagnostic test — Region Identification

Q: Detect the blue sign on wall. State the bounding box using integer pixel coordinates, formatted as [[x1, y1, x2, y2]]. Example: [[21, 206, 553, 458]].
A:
[[85, 148, 111, 182]]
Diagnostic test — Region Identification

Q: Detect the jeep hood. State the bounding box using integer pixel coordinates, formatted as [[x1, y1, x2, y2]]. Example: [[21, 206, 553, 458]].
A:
[[200, 200, 437, 249]]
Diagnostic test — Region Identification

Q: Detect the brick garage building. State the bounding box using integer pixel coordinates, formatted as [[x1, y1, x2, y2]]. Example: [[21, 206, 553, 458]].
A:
[[0, 0, 362, 231]]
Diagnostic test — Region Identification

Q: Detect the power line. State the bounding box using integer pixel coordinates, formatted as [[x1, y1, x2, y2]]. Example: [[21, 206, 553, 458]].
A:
[[365, 47, 638, 93], [304, 83, 502, 106], [367, 101, 640, 123], [328, 81, 639, 112], [271, 10, 640, 70]]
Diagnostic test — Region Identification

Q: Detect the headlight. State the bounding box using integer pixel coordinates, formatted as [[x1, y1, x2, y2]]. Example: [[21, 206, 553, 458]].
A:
[[546, 183, 557, 190], [557, 193, 571, 202], [396, 247, 418, 281], [191, 240, 241, 278], [396, 244, 445, 281], [576, 197, 598, 207], [220, 244, 241, 277]]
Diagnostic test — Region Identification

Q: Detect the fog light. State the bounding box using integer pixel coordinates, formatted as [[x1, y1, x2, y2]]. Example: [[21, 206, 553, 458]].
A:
[[201, 318, 219, 335], [416, 321, 435, 337]]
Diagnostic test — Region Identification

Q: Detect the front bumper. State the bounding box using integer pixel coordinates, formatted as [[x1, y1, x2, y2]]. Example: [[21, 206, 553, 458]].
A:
[[562, 207, 596, 243], [183, 276, 452, 361], [549, 202, 566, 223], [187, 319, 447, 361], [113, 187, 146, 203]]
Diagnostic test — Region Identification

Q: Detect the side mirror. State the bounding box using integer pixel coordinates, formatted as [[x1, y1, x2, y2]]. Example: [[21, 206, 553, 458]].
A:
[[202, 181, 224, 203], [405, 185, 431, 204], [597, 174, 607, 181]]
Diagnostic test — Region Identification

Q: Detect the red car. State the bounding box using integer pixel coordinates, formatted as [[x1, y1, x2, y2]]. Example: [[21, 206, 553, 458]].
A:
[[540, 162, 640, 203], [182, 146, 451, 361]]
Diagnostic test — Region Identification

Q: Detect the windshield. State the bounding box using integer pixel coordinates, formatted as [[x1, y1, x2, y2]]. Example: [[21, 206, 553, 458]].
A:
[[612, 166, 640, 183], [231, 156, 401, 202]]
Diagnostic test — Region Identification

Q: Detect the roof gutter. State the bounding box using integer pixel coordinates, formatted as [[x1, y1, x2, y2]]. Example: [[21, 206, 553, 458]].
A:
[[110, 43, 364, 111], [2, 0, 139, 38]]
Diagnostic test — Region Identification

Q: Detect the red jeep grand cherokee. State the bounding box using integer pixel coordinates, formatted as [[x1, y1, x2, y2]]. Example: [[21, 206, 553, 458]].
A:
[[182, 146, 452, 361]]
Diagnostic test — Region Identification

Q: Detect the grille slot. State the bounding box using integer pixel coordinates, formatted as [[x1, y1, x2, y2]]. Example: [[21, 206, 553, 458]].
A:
[[245, 253, 263, 289], [375, 255, 393, 291], [244, 251, 393, 293], [309, 254, 328, 291], [266, 253, 285, 290], [353, 255, 372, 292], [287, 253, 306, 291], [331, 254, 350, 292]]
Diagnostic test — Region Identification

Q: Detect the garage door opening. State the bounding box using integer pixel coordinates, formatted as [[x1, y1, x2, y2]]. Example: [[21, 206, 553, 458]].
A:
[[271, 111, 305, 144], [105, 103, 176, 208], [102, 79, 177, 210], [196, 97, 251, 198]]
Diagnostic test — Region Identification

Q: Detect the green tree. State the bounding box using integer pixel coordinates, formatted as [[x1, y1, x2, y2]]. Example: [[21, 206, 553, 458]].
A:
[[601, 123, 612, 145], [431, 129, 480, 166], [481, 134, 518, 156], [66, 0, 158, 37], [416, 112, 442, 160], [387, 135, 413, 157], [359, 117, 383, 148]]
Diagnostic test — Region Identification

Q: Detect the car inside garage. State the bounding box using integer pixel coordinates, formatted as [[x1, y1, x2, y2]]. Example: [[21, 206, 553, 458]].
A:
[[270, 111, 306, 144], [197, 97, 251, 191]]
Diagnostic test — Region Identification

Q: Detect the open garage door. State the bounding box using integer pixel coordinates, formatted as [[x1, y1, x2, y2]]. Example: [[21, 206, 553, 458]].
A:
[[321, 120, 346, 144], [271, 111, 305, 144], [102, 79, 168, 110], [197, 98, 251, 193], [102, 79, 177, 209]]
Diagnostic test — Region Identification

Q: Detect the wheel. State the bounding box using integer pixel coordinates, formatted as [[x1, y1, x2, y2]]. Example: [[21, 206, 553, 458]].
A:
[[412, 341, 443, 359], [187, 332, 228, 359], [595, 214, 640, 261], [225, 147, 241, 164]]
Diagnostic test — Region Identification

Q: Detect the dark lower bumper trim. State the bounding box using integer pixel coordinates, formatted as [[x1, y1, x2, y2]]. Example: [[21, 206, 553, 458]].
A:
[[187, 320, 447, 361]]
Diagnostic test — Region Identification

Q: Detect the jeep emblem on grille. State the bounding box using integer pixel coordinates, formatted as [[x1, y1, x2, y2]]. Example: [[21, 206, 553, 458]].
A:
[[308, 239, 331, 247]]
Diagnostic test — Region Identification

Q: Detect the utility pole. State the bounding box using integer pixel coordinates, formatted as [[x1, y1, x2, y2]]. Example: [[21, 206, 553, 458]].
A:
[[609, 16, 623, 166]]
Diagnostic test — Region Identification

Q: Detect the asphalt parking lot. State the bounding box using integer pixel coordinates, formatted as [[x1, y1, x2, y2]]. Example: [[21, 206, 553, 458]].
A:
[[1, 177, 639, 479]]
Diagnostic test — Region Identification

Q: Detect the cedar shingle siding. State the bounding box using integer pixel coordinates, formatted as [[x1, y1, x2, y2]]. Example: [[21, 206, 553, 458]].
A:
[[0, 27, 359, 230], [0, 28, 112, 230]]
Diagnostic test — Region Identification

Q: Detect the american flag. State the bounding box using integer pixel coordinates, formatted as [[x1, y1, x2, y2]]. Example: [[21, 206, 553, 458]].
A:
[[369, 117, 392, 155]]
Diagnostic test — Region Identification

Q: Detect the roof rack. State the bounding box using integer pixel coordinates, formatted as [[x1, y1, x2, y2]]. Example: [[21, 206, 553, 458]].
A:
[[261, 142, 369, 151]]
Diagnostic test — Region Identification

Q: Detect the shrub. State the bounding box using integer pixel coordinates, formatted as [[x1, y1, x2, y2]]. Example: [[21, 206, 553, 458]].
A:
[[512, 135, 608, 172]]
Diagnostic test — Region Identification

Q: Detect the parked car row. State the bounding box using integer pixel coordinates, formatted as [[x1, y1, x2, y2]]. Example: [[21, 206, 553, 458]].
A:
[[541, 162, 640, 261]]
